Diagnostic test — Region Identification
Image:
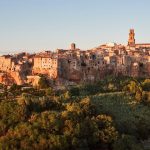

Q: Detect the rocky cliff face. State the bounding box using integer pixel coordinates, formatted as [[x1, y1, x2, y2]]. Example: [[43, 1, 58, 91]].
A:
[[10, 71, 25, 85], [0, 72, 16, 85], [0, 54, 33, 85]]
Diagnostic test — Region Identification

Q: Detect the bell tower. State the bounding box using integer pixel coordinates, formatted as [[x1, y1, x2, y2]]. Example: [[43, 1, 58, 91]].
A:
[[128, 29, 135, 47], [71, 43, 76, 50]]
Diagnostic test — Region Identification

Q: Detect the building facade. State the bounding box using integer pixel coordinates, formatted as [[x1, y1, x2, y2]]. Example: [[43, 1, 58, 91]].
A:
[[0, 30, 149, 85]]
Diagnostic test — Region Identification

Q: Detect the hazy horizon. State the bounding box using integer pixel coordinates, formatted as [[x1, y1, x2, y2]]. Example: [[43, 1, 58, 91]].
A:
[[0, 0, 150, 53]]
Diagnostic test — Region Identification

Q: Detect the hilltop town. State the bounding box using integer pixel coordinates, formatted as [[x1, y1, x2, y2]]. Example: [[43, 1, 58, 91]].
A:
[[0, 29, 150, 86]]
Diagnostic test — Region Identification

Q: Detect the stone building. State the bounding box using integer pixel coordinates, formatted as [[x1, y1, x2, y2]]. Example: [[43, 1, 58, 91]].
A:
[[32, 52, 58, 79], [0, 29, 149, 86]]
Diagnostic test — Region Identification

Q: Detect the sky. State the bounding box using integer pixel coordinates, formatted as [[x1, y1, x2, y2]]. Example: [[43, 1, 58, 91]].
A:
[[0, 0, 150, 54]]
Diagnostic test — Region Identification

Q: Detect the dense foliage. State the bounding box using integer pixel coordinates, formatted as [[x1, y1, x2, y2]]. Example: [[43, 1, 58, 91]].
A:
[[0, 76, 149, 150]]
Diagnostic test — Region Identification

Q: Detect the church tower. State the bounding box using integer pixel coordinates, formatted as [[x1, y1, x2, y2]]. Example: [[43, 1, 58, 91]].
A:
[[71, 43, 76, 50], [128, 29, 135, 47]]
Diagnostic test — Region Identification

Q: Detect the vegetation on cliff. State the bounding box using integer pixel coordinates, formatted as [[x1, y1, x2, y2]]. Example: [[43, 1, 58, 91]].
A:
[[0, 76, 149, 150]]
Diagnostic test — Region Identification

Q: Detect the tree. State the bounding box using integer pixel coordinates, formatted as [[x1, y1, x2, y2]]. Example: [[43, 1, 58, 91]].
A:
[[142, 91, 150, 104], [124, 80, 143, 102], [92, 114, 118, 144], [9, 84, 21, 92], [69, 87, 80, 97], [142, 79, 150, 91], [135, 90, 142, 102], [38, 77, 49, 89], [45, 87, 53, 96], [113, 135, 143, 150]]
